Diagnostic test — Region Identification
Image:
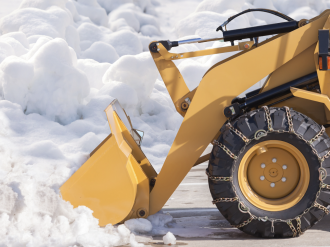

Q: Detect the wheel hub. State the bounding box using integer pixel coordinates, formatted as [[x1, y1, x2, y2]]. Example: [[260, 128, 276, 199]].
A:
[[247, 147, 300, 199], [238, 140, 310, 211], [268, 168, 278, 178]]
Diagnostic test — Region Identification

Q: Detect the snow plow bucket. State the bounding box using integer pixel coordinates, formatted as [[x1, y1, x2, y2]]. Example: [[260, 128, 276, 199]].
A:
[[60, 100, 157, 226]]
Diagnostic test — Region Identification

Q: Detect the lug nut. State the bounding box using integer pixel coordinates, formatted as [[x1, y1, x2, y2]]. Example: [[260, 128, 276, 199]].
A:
[[282, 177, 286, 182], [261, 163, 266, 168], [272, 158, 277, 163], [270, 183, 275, 187], [260, 176, 265, 181], [282, 165, 287, 170]]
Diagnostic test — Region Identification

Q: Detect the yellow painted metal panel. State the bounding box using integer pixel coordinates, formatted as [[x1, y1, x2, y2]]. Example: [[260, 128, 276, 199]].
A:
[[260, 44, 317, 93], [267, 97, 327, 125], [291, 87, 330, 111], [315, 16, 330, 122], [60, 133, 137, 226], [61, 100, 151, 225], [151, 50, 190, 105]]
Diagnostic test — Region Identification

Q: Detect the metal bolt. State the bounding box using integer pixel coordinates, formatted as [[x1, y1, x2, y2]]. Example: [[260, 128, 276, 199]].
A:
[[282, 165, 287, 170], [282, 177, 286, 182], [157, 48, 160, 51], [138, 210, 146, 217], [171, 56, 173, 59], [185, 97, 191, 105], [272, 158, 277, 163], [156, 43, 159, 46], [261, 163, 266, 168], [260, 176, 265, 181], [270, 183, 275, 187], [176, 55, 178, 58], [181, 55, 183, 57]]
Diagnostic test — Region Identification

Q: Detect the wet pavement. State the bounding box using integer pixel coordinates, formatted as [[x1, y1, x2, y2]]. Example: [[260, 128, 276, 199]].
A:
[[149, 146, 330, 247]]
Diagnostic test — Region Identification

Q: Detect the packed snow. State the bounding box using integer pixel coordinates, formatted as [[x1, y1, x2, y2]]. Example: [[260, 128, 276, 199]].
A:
[[0, 0, 329, 246], [163, 232, 176, 245]]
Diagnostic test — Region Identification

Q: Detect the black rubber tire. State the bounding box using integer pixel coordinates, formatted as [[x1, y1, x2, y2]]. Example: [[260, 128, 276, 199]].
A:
[[208, 107, 330, 238]]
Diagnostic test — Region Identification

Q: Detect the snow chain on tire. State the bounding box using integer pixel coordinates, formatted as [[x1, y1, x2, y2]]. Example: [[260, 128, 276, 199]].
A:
[[207, 106, 330, 238]]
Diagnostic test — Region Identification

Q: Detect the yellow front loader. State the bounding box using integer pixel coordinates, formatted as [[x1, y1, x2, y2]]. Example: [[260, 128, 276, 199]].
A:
[[61, 9, 330, 238]]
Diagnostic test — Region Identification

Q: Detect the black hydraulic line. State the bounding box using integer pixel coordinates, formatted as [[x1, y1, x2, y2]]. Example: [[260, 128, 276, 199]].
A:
[[150, 21, 299, 52], [223, 21, 299, 42], [228, 9, 294, 22], [267, 95, 294, 107], [240, 72, 318, 109], [216, 8, 295, 32]]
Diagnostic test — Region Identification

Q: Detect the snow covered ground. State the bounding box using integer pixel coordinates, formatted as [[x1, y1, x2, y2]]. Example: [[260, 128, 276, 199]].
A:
[[0, 0, 330, 246], [0, 0, 22, 19]]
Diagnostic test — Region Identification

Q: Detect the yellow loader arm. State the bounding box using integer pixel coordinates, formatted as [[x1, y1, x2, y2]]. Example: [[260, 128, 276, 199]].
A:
[[61, 10, 330, 226]]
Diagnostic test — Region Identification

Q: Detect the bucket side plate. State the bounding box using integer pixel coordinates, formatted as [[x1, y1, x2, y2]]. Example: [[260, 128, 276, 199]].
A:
[[60, 133, 138, 226]]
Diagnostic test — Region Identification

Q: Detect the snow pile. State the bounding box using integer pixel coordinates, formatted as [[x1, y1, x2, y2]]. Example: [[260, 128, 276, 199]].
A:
[[0, 38, 89, 125], [163, 232, 177, 245], [147, 211, 174, 228], [0, 182, 155, 246], [125, 218, 153, 234], [0, 0, 175, 245], [175, 0, 330, 38], [0, 0, 329, 246], [0, 184, 17, 214]]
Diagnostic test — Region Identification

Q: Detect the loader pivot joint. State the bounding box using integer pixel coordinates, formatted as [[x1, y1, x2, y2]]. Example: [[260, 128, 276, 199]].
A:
[[149, 40, 179, 53], [224, 103, 242, 118]]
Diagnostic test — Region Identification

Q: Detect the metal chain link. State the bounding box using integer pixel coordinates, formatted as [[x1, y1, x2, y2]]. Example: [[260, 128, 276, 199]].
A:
[[206, 170, 232, 181], [263, 106, 274, 131], [321, 182, 330, 190], [213, 140, 238, 160], [226, 123, 250, 143], [284, 106, 294, 132], [319, 167, 327, 181], [296, 217, 302, 236], [287, 220, 297, 237], [309, 126, 325, 144], [321, 150, 330, 162], [232, 216, 255, 229], [295, 133, 321, 161], [238, 201, 250, 213], [209, 106, 330, 236], [284, 107, 323, 160], [314, 202, 330, 214], [212, 197, 238, 204]]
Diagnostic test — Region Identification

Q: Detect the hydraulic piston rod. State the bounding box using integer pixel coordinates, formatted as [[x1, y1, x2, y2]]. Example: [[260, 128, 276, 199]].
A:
[[150, 20, 299, 53]]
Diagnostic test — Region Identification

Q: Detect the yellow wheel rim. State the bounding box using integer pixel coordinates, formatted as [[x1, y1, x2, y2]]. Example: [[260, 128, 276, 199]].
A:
[[238, 140, 310, 211]]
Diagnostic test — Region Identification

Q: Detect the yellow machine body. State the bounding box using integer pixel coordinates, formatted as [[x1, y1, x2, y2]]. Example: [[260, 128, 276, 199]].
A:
[[60, 10, 330, 225]]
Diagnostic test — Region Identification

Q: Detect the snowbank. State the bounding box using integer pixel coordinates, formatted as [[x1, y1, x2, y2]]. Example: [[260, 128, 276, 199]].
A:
[[175, 0, 330, 38], [0, 0, 329, 246]]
